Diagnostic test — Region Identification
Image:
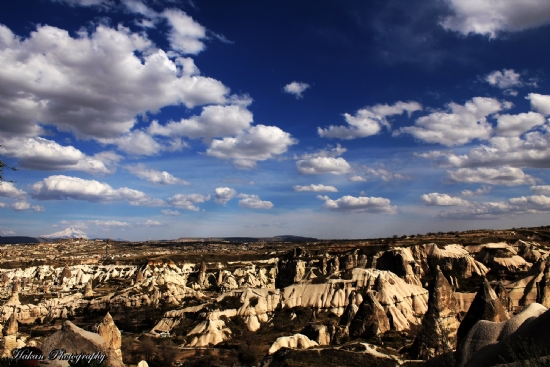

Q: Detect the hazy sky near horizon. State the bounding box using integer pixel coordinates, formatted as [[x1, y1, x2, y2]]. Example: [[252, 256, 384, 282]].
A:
[[2, 0, 550, 240]]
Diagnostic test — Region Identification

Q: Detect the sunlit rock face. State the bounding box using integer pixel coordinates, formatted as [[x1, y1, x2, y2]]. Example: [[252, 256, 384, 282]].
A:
[[268, 334, 318, 354], [40, 321, 124, 367]]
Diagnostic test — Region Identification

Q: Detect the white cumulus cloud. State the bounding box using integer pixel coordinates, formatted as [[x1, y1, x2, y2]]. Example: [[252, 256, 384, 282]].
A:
[[527, 93, 550, 115], [485, 69, 523, 89], [0, 137, 112, 174], [293, 184, 338, 193], [206, 125, 297, 169], [396, 97, 502, 146], [530, 185, 550, 194], [448, 167, 537, 186], [317, 195, 397, 214], [0, 182, 26, 198], [495, 112, 546, 137], [461, 186, 492, 197], [168, 193, 210, 211], [319, 101, 422, 140], [0, 23, 228, 140], [441, 0, 550, 38], [295, 144, 352, 175], [125, 164, 190, 185], [31, 175, 165, 206], [214, 187, 237, 204], [420, 193, 471, 206], [284, 81, 310, 99], [238, 194, 273, 209], [148, 105, 253, 142]]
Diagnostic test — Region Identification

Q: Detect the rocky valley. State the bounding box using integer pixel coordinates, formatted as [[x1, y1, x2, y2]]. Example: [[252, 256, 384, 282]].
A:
[[0, 227, 550, 366]]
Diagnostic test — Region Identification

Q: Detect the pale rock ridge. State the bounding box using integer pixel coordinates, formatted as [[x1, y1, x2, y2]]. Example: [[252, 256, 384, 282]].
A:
[[268, 333, 318, 354], [186, 310, 235, 347], [375, 247, 422, 285]]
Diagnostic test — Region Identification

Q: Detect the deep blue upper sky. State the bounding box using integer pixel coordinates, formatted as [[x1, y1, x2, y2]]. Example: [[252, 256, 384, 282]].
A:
[[2, 0, 550, 240]]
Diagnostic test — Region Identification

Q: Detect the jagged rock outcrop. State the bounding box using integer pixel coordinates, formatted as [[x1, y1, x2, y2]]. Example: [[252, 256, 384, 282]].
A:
[[457, 303, 548, 367], [409, 267, 460, 360], [97, 312, 122, 358], [40, 321, 124, 367], [268, 334, 318, 354], [276, 259, 306, 289], [456, 278, 509, 348], [375, 248, 421, 285], [3, 313, 18, 336], [475, 244, 531, 275], [348, 291, 390, 338], [83, 280, 93, 297]]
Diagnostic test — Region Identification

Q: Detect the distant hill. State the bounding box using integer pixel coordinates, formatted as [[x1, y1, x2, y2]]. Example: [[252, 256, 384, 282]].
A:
[[0, 236, 47, 244], [174, 235, 318, 243]]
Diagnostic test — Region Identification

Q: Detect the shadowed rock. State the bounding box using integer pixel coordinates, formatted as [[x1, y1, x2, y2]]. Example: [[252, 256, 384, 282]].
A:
[[349, 291, 390, 339], [456, 278, 509, 348], [3, 314, 18, 336]]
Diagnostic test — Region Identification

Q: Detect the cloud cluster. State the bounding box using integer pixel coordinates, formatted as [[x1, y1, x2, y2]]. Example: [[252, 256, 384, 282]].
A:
[[31, 175, 165, 206], [0, 23, 228, 141], [238, 194, 273, 209], [0, 182, 26, 198], [317, 195, 397, 214], [293, 184, 338, 192], [10, 202, 45, 212], [441, 0, 550, 38], [296, 144, 352, 175], [319, 101, 421, 140], [206, 125, 297, 169], [448, 167, 537, 186], [420, 193, 471, 206], [168, 194, 210, 211], [0, 137, 113, 174], [125, 164, 190, 185], [161, 209, 181, 216], [284, 81, 310, 99], [396, 97, 503, 146], [440, 194, 550, 219]]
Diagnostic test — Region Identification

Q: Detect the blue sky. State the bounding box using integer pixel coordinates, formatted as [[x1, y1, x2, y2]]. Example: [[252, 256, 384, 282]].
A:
[[2, 0, 550, 240]]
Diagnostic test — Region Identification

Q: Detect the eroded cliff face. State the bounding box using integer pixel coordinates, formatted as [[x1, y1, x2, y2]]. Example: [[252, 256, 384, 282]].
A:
[[1, 233, 549, 365]]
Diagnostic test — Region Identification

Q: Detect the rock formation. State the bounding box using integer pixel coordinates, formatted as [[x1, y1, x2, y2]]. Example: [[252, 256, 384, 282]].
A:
[[268, 334, 318, 354], [40, 321, 124, 367], [409, 266, 460, 360], [348, 291, 390, 339], [456, 278, 509, 348], [97, 312, 122, 358], [457, 303, 548, 367]]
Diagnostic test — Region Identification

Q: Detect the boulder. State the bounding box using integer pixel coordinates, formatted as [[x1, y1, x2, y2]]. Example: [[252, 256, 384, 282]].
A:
[[301, 324, 331, 345]]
